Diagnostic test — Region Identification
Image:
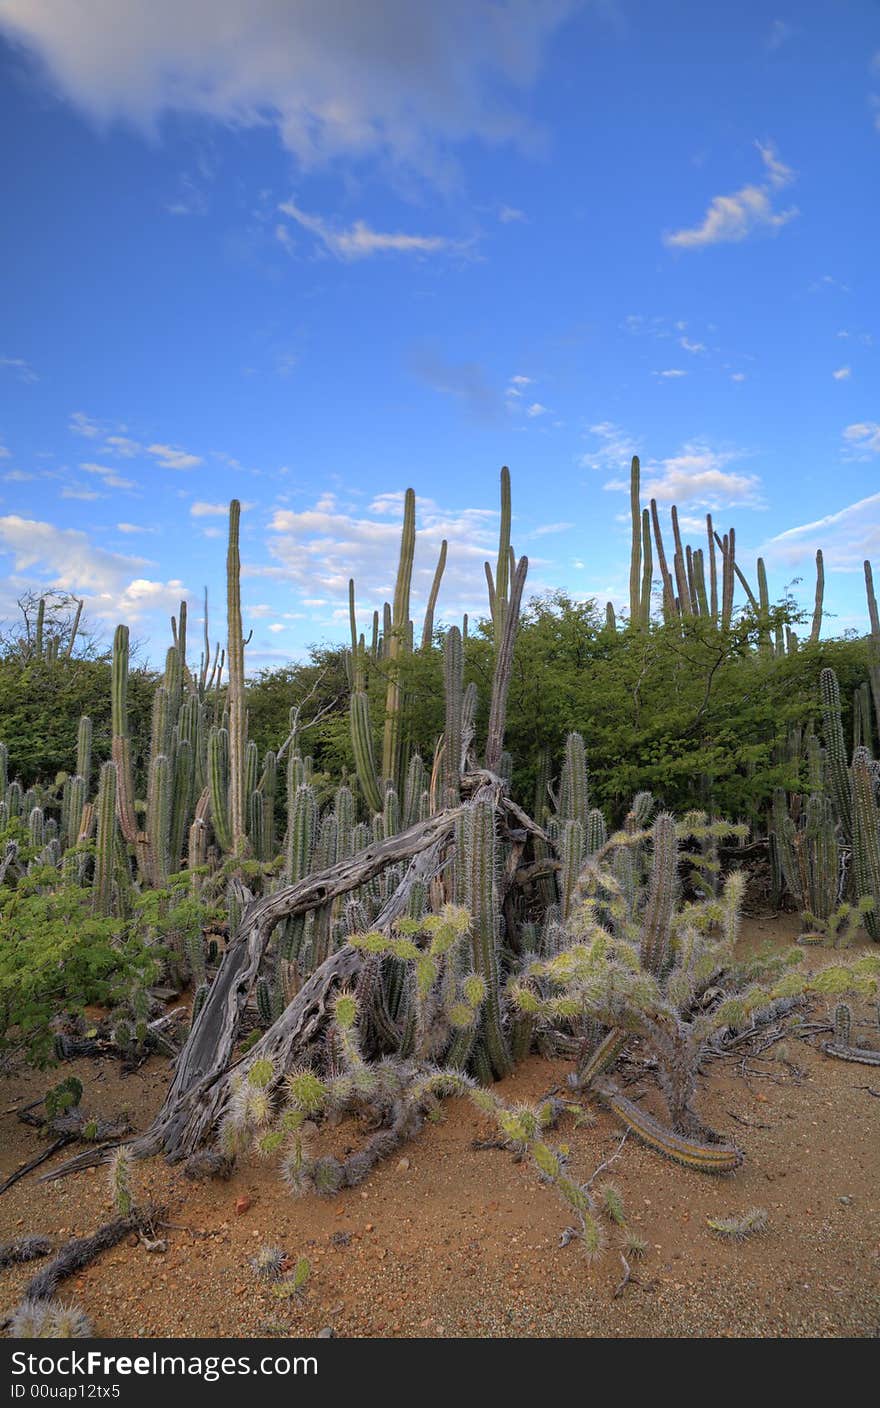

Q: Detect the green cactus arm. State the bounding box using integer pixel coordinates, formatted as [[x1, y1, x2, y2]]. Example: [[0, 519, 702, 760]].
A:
[[421, 539, 447, 650]]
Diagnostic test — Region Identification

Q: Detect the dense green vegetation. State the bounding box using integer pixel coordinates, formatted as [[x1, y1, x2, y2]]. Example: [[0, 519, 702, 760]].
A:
[[0, 461, 877, 1203]]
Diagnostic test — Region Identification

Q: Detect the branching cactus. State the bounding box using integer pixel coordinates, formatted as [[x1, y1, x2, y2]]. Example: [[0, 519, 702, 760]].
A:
[[511, 811, 877, 1170]]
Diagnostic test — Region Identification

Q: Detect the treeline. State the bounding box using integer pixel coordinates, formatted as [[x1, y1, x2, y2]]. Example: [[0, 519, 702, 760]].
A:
[[2, 590, 872, 830]]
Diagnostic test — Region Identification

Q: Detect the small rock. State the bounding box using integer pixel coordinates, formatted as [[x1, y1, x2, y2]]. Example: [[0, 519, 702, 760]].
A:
[[396, 1158, 410, 1172], [317, 1327, 335, 1339], [235, 1195, 252, 1215]]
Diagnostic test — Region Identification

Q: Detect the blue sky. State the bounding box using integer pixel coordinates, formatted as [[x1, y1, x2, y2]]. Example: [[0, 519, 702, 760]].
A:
[[0, 0, 878, 667]]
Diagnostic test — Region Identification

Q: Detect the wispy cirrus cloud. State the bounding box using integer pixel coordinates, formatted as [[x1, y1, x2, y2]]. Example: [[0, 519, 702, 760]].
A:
[[0, 0, 578, 182], [842, 422, 880, 459], [0, 355, 38, 383], [277, 201, 471, 261], [763, 491, 880, 571], [664, 140, 798, 250]]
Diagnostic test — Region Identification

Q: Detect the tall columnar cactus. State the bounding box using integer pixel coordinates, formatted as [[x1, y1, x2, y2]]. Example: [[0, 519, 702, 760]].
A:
[[851, 746, 880, 941], [169, 739, 194, 872], [61, 774, 86, 849], [420, 539, 448, 650], [401, 754, 425, 829], [111, 625, 138, 845], [640, 813, 678, 978], [148, 754, 172, 886], [443, 626, 463, 807], [457, 798, 512, 1078], [639, 506, 652, 628], [820, 668, 853, 843], [381, 487, 416, 790], [706, 515, 719, 622], [257, 749, 277, 859], [628, 456, 642, 629], [285, 778, 317, 884], [586, 807, 607, 857], [0, 742, 7, 797], [28, 806, 44, 850], [865, 559, 880, 738], [809, 549, 825, 645], [350, 689, 383, 815], [226, 500, 248, 853], [560, 819, 585, 921], [75, 716, 91, 789], [558, 732, 589, 829], [93, 761, 118, 916], [485, 466, 512, 648], [208, 726, 232, 854]]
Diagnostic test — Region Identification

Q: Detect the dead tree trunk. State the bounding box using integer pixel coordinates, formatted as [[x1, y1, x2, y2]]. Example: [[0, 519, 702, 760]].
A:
[[145, 839, 449, 1158]]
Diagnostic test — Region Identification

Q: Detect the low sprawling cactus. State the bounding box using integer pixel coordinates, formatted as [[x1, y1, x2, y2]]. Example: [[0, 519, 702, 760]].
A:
[[511, 811, 880, 1169]]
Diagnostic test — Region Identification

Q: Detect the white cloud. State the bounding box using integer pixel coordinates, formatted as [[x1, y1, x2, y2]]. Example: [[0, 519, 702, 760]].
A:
[[277, 201, 467, 261], [61, 487, 103, 500], [765, 19, 793, 53], [0, 0, 577, 181], [832, 366, 851, 381], [265, 489, 500, 622], [653, 368, 688, 379], [530, 521, 574, 537], [579, 422, 641, 472], [80, 462, 136, 489], [190, 501, 230, 518], [70, 411, 101, 437], [679, 337, 705, 353], [603, 441, 762, 510], [664, 140, 798, 250], [526, 401, 548, 417], [268, 622, 285, 634], [0, 445, 9, 459], [0, 355, 38, 383], [3, 468, 32, 481], [498, 205, 526, 223], [764, 491, 880, 571], [104, 435, 141, 457], [842, 422, 880, 459], [0, 513, 188, 621], [116, 521, 152, 533], [146, 442, 203, 470]]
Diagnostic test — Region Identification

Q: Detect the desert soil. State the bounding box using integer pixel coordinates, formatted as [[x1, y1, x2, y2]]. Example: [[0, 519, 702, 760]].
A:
[[1, 912, 879, 1339]]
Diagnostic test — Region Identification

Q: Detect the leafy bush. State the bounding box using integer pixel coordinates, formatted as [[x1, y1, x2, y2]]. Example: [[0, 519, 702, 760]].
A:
[[0, 880, 161, 1065]]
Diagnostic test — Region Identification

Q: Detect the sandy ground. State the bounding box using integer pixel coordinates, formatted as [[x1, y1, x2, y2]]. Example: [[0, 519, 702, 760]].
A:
[[1, 913, 879, 1339]]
